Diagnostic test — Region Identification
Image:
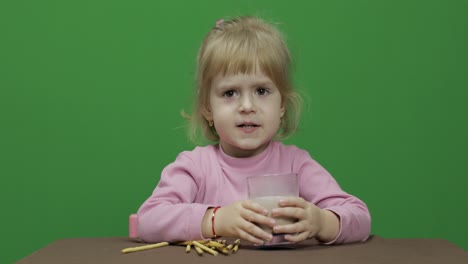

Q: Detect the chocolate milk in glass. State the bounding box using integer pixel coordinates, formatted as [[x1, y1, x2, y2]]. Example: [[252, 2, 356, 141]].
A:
[[247, 173, 299, 245], [251, 196, 296, 233]]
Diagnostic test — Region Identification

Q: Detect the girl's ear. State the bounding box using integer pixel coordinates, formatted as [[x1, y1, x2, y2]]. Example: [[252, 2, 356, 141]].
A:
[[202, 106, 213, 121], [280, 99, 286, 118]]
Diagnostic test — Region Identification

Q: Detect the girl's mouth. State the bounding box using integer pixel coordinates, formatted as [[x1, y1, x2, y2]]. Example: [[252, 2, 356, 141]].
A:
[[238, 124, 259, 128], [237, 122, 259, 128], [237, 123, 260, 133]]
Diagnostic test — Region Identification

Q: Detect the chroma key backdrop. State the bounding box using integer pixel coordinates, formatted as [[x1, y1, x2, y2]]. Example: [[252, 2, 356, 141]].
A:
[[1, 1, 467, 263]]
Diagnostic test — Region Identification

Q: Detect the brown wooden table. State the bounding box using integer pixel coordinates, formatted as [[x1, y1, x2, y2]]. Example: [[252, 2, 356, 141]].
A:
[[17, 236, 467, 264]]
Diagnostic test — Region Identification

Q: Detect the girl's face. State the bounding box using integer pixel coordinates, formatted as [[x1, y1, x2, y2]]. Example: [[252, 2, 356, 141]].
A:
[[205, 70, 285, 158]]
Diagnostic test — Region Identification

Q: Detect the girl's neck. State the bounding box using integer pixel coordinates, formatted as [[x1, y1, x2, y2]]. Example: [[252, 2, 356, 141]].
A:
[[219, 141, 271, 158]]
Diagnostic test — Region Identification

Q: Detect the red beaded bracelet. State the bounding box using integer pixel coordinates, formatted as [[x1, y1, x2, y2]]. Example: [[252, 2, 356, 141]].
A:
[[211, 206, 221, 238]]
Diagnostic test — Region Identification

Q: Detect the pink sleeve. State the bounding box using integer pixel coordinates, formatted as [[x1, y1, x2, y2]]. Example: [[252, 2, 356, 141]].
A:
[[296, 151, 371, 244], [137, 153, 213, 243]]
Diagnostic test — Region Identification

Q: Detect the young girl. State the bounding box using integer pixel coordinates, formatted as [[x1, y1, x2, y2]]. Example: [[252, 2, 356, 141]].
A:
[[137, 16, 371, 246]]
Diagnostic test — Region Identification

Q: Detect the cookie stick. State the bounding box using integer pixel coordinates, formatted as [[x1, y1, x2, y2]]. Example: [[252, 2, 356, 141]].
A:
[[193, 241, 218, 256], [121, 242, 169, 254]]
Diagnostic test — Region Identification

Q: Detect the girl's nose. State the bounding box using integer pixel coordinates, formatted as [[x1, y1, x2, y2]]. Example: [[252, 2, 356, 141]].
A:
[[239, 95, 256, 113]]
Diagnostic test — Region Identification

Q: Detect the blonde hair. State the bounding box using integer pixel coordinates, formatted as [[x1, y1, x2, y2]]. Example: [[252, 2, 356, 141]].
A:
[[185, 16, 302, 143]]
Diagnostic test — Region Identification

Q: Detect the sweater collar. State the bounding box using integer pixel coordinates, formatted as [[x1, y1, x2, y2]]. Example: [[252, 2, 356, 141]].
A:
[[217, 141, 274, 170]]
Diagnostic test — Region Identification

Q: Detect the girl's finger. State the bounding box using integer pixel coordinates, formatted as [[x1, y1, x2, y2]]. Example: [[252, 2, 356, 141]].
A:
[[241, 209, 276, 227], [238, 223, 272, 244], [272, 221, 303, 235], [237, 228, 265, 245], [278, 196, 308, 208], [272, 207, 305, 220], [284, 231, 310, 243], [243, 200, 269, 215]]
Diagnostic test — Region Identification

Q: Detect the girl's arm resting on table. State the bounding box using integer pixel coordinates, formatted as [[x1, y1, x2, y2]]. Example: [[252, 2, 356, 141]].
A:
[[138, 202, 212, 242], [137, 153, 214, 243], [321, 201, 371, 244], [316, 209, 340, 243], [297, 151, 371, 244]]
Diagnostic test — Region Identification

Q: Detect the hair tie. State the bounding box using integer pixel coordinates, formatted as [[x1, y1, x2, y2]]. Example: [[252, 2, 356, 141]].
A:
[[215, 19, 224, 29]]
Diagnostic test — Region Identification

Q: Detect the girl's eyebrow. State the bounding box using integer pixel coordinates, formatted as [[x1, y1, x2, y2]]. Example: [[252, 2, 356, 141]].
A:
[[215, 80, 275, 90], [214, 84, 236, 91], [253, 81, 274, 87]]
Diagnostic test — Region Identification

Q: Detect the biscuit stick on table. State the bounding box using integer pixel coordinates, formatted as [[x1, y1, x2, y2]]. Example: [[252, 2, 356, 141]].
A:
[[121, 239, 241, 255], [194, 245, 204, 255], [121, 242, 169, 254], [193, 241, 219, 256]]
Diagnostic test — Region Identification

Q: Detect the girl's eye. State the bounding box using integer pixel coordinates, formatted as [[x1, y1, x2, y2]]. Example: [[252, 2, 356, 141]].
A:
[[223, 90, 236, 97], [256, 87, 270, 95]]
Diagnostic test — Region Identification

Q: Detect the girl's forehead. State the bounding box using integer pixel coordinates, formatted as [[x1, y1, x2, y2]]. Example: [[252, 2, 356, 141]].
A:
[[211, 70, 275, 87], [210, 60, 274, 83], [213, 57, 261, 75]]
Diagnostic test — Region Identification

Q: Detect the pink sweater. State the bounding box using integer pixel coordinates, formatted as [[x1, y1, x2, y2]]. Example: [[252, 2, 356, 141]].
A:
[[137, 141, 371, 244]]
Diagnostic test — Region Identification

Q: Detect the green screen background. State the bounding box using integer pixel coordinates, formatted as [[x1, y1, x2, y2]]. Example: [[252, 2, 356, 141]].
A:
[[1, 1, 467, 262]]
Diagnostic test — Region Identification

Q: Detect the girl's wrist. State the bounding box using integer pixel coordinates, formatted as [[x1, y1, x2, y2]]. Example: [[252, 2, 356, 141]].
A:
[[202, 208, 215, 238], [316, 209, 339, 243], [211, 206, 221, 238]]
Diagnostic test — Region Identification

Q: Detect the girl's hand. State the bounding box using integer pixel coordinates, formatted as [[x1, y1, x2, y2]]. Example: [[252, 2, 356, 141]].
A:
[[271, 197, 340, 243], [214, 200, 275, 245]]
